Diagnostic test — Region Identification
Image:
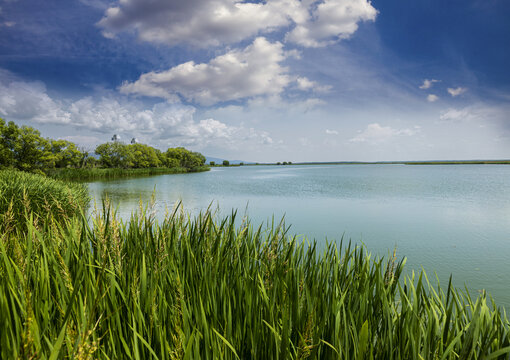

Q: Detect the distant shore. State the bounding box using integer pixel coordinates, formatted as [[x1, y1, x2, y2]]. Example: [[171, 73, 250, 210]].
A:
[[265, 160, 510, 166]]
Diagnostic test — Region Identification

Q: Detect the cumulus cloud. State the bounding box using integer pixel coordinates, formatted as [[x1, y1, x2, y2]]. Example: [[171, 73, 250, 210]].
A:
[[0, 71, 275, 150], [447, 87, 467, 97], [285, 0, 377, 47], [419, 79, 440, 90], [120, 37, 292, 105], [0, 77, 71, 124], [325, 129, 339, 135], [99, 0, 377, 48], [350, 123, 418, 143], [427, 94, 439, 102], [99, 0, 295, 47]]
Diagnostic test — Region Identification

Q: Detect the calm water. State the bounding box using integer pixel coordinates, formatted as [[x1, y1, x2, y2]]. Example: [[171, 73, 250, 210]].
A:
[[88, 165, 510, 307]]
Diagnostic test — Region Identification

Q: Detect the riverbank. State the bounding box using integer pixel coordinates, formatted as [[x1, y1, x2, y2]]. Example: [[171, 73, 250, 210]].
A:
[[46, 166, 210, 181]]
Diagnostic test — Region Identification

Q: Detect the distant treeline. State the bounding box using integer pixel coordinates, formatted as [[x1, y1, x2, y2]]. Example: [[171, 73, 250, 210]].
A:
[[0, 118, 207, 174]]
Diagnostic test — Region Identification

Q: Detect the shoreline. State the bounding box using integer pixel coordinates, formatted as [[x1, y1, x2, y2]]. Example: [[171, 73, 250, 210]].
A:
[[46, 166, 210, 181]]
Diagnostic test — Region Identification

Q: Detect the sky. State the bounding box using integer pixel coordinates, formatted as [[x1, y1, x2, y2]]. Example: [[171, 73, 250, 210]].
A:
[[0, 0, 509, 162]]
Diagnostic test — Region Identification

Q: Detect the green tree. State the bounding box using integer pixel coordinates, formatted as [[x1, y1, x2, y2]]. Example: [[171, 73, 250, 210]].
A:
[[14, 125, 53, 172], [209, 161, 215, 166], [222, 160, 229, 166], [166, 147, 206, 170], [128, 143, 161, 168], [95, 142, 131, 168], [0, 118, 15, 168], [50, 140, 84, 168]]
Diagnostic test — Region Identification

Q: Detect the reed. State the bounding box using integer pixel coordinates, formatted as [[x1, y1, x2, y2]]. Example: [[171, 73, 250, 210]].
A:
[[47, 166, 210, 182], [0, 170, 89, 232], [1, 198, 510, 359]]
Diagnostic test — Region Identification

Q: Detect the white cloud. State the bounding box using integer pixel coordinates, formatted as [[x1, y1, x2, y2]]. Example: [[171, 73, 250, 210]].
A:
[[439, 108, 470, 122], [419, 79, 440, 90], [121, 37, 292, 105], [427, 94, 439, 102], [447, 87, 467, 97], [286, 0, 377, 47], [325, 129, 339, 135], [439, 105, 503, 123], [99, 0, 377, 48], [99, 0, 295, 47], [246, 95, 326, 111], [0, 77, 71, 124], [296, 77, 332, 92], [350, 123, 418, 144], [0, 71, 276, 151]]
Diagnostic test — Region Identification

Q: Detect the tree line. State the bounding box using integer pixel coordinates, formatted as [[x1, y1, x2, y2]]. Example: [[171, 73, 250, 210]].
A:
[[0, 118, 206, 173]]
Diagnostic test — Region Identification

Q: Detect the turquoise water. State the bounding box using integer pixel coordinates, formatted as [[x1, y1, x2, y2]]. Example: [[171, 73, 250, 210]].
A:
[[88, 165, 510, 307]]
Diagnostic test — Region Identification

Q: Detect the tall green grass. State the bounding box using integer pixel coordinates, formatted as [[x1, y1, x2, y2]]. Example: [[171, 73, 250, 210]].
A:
[[1, 200, 509, 359], [0, 170, 89, 232], [47, 166, 210, 182]]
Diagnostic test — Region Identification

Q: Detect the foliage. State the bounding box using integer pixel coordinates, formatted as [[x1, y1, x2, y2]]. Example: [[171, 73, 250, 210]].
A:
[[223, 159, 230, 166], [1, 202, 509, 359], [50, 139, 87, 168], [0, 170, 89, 232], [95, 142, 206, 172], [0, 118, 208, 175], [0, 118, 87, 172], [165, 147, 206, 170], [210, 161, 215, 166], [95, 141, 132, 168]]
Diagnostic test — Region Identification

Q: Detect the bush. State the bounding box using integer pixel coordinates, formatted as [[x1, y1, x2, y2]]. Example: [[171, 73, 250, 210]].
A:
[[0, 170, 89, 232]]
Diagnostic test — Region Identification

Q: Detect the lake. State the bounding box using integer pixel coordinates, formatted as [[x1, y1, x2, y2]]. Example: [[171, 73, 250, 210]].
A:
[[88, 164, 510, 307]]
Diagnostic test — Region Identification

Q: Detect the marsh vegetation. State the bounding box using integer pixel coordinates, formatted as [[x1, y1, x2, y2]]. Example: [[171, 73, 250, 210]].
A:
[[1, 171, 510, 359]]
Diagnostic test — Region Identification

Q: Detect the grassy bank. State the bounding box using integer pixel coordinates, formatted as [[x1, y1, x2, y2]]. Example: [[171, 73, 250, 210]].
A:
[[1, 199, 509, 359], [0, 170, 89, 231], [46, 166, 210, 182]]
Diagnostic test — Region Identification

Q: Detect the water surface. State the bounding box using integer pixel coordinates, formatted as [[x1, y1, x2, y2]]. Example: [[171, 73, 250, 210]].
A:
[[88, 165, 510, 307]]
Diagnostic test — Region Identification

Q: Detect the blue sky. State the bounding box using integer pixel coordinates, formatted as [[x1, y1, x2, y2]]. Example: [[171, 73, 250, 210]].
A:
[[0, 0, 509, 162]]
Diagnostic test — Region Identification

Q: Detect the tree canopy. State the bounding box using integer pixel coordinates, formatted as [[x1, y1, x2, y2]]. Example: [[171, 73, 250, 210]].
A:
[[0, 118, 86, 172], [0, 118, 207, 173], [95, 143, 205, 171]]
